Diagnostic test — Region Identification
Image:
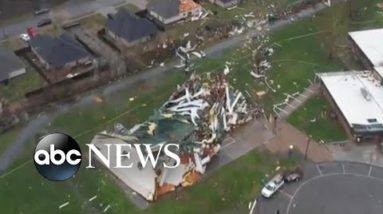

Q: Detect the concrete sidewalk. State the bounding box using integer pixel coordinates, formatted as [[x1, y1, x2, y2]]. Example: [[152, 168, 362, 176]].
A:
[[265, 121, 333, 162]]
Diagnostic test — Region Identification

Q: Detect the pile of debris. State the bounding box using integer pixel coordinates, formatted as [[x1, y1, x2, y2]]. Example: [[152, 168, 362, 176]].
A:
[[90, 73, 255, 201]]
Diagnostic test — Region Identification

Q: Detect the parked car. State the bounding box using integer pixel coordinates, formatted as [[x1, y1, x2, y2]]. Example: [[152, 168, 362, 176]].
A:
[[37, 18, 52, 27], [283, 167, 303, 183], [19, 33, 30, 42], [34, 8, 49, 16], [261, 174, 284, 198]]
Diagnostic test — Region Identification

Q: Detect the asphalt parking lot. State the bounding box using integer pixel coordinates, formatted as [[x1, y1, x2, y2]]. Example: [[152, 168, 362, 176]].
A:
[[256, 162, 383, 214]]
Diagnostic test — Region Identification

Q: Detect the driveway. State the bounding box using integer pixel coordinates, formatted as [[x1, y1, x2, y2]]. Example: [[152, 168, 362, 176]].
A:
[[255, 161, 383, 214]]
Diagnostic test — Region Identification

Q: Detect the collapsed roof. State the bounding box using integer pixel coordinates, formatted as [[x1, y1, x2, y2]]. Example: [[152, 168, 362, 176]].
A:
[[90, 73, 255, 201]]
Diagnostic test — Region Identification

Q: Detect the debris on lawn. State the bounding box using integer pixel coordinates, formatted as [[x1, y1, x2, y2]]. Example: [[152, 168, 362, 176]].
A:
[[93, 96, 104, 103], [59, 202, 69, 209], [223, 64, 230, 75], [272, 92, 300, 117], [90, 73, 256, 201], [88, 195, 98, 202], [103, 205, 111, 213]]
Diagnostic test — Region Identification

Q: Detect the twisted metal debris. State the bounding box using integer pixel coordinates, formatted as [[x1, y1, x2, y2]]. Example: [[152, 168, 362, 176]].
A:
[[90, 73, 255, 201]]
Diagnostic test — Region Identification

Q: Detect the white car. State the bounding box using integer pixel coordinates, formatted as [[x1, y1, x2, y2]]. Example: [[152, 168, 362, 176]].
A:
[[261, 174, 284, 198], [19, 33, 30, 42]]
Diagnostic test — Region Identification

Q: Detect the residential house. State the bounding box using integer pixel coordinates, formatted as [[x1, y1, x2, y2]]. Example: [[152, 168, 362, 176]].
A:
[[147, 0, 202, 24], [29, 33, 93, 70], [105, 10, 158, 47], [209, 0, 240, 8], [0, 48, 26, 84]]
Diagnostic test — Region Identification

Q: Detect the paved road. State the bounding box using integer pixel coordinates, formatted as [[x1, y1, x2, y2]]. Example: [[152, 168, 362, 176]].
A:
[[256, 161, 383, 214], [0, 0, 147, 40]]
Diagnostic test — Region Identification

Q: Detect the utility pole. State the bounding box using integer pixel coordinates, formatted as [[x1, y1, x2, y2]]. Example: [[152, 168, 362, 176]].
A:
[[0, 4, 7, 39], [304, 136, 311, 160]]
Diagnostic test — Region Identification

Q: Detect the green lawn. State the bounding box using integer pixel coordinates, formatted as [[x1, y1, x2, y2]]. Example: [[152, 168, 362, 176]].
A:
[[116, 3, 141, 13], [0, 68, 45, 102], [0, 147, 298, 214], [195, 3, 349, 111], [288, 95, 347, 142]]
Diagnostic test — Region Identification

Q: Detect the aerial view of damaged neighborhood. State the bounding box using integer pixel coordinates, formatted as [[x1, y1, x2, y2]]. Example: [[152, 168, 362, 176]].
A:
[[1, 0, 383, 213]]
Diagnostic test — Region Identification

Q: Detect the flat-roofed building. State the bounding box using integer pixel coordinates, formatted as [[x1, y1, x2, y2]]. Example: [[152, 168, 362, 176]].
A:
[[318, 71, 383, 142], [349, 28, 383, 81]]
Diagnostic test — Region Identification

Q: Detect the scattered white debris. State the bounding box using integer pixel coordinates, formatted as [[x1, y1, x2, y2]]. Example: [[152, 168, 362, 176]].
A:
[[59, 202, 69, 209], [227, 5, 238, 10], [191, 51, 203, 58], [103, 205, 111, 213], [88, 195, 98, 202], [250, 71, 265, 79], [223, 64, 230, 75]]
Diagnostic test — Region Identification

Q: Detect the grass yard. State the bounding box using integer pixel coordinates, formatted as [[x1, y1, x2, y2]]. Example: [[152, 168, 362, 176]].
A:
[[116, 3, 141, 13], [78, 13, 107, 33], [287, 95, 347, 142], [0, 36, 28, 51], [195, 3, 350, 111], [0, 66, 299, 214], [0, 68, 45, 102]]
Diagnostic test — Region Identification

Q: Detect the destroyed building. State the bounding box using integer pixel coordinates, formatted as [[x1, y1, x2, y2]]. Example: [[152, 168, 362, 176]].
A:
[[90, 73, 255, 201]]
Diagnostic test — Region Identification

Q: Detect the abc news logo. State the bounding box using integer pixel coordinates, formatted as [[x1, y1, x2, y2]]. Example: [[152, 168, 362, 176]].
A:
[[34, 133, 82, 181], [34, 133, 180, 181]]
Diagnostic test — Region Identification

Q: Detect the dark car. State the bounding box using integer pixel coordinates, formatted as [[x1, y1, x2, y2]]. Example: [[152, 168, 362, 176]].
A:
[[283, 167, 303, 183], [37, 18, 52, 27], [34, 8, 49, 16]]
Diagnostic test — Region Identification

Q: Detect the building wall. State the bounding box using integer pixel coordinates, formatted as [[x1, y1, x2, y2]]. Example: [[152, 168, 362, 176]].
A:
[[149, 5, 202, 24], [107, 29, 150, 48], [320, 83, 354, 140], [8, 68, 26, 79]]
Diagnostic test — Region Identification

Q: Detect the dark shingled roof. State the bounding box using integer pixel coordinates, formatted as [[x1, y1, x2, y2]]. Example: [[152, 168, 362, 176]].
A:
[[106, 10, 158, 43], [0, 48, 25, 82], [29, 33, 91, 69], [147, 0, 180, 19]]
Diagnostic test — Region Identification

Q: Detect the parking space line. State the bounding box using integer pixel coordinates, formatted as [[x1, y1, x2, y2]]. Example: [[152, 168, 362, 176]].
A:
[[368, 165, 373, 177], [341, 163, 345, 174], [316, 164, 323, 176], [221, 137, 236, 149], [279, 190, 293, 199]]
